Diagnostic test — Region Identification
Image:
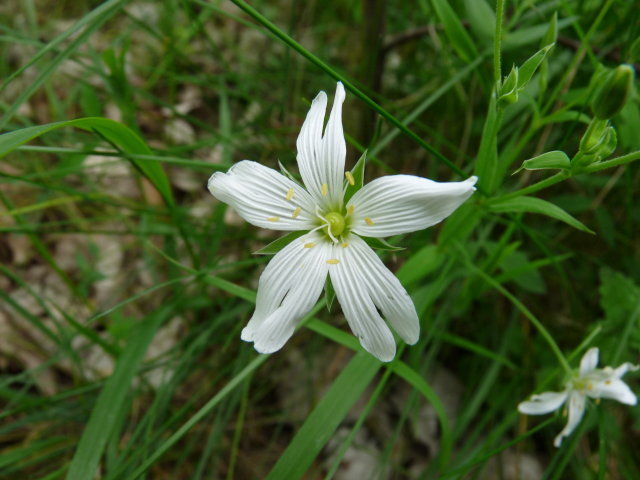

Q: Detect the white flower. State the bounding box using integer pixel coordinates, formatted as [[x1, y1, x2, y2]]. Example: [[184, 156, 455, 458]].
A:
[[207, 82, 477, 362], [518, 347, 639, 447]]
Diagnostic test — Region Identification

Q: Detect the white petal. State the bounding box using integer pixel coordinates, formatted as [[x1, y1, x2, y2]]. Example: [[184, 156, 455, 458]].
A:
[[241, 232, 329, 353], [345, 235, 419, 344], [612, 362, 640, 378], [580, 347, 599, 376], [589, 377, 637, 405], [329, 239, 396, 362], [553, 391, 585, 447], [348, 175, 477, 238], [208, 160, 316, 231], [296, 83, 346, 207], [518, 391, 568, 415]]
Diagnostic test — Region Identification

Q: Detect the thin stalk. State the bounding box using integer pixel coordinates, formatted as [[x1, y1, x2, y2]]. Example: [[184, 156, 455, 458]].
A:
[[489, 171, 569, 204], [456, 244, 573, 376], [494, 0, 505, 85]]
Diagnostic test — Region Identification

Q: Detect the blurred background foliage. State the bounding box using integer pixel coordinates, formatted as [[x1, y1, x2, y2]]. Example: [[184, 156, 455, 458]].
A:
[[0, 0, 639, 478]]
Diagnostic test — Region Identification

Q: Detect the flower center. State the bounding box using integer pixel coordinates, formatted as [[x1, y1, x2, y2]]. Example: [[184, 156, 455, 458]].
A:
[[324, 211, 345, 237]]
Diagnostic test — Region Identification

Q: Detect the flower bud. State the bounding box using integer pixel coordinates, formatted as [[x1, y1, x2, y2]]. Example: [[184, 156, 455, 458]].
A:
[[579, 118, 608, 154], [591, 64, 635, 120], [498, 66, 519, 107]]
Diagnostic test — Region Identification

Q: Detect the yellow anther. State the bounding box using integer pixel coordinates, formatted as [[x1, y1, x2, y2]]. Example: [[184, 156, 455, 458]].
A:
[[326, 259, 340, 264], [292, 207, 301, 218], [587, 383, 593, 390], [605, 380, 612, 385], [303, 242, 316, 249], [347, 205, 355, 215], [345, 171, 355, 186], [321, 183, 328, 196], [267, 216, 280, 222], [341, 242, 349, 248], [286, 188, 295, 201], [364, 217, 374, 226]]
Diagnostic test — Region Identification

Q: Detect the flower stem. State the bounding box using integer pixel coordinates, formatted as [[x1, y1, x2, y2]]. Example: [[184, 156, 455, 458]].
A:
[[456, 244, 573, 375], [489, 171, 569, 204], [493, 0, 505, 85]]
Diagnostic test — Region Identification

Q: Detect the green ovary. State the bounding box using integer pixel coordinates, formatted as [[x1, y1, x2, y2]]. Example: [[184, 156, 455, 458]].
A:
[[325, 211, 346, 237]]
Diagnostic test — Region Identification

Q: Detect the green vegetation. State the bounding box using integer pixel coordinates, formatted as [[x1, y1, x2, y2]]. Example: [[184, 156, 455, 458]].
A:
[[1, 0, 639, 478]]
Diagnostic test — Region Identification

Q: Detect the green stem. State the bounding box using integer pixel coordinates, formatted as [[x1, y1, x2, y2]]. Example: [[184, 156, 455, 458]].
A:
[[456, 244, 573, 376], [493, 0, 505, 85], [489, 171, 569, 204], [581, 150, 640, 173]]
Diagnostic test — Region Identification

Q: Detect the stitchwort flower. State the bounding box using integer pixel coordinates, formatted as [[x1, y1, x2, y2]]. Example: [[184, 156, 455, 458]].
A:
[[518, 347, 639, 447], [208, 82, 477, 361]]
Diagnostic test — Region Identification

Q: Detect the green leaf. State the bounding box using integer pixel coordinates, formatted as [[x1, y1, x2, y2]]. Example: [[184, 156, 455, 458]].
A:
[[489, 196, 594, 233], [65, 308, 170, 480], [538, 110, 591, 126], [396, 244, 443, 285], [429, 0, 478, 63], [343, 150, 367, 204], [517, 43, 555, 90], [0, 118, 174, 206], [362, 236, 405, 252], [439, 201, 482, 246], [517, 150, 570, 172], [474, 94, 501, 193], [253, 231, 306, 255], [265, 351, 380, 480], [464, 0, 495, 42]]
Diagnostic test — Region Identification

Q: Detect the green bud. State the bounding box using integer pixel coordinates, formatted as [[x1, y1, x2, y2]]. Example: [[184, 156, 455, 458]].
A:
[[498, 66, 519, 107], [595, 127, 617, 161], [591, 64, 635, 120], [579, 118, 609, 154]]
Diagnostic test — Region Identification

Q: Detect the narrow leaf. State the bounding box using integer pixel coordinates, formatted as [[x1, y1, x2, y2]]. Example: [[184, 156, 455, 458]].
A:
[[0, 118, 174, 206], [517, 150, 570, 172], [489, 196, 594, 233], [430, 0, 478, 63], [65, 309, 169, 480], [265, 351, 380, 480]]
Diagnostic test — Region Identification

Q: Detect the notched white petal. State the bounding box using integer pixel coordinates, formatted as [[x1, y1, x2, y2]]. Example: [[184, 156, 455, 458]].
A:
[[296, 83, 346, 207], [554, 391, 585, 448], [329, 240, 396, 362], [241, 233, 330, 353], [348, 174, 477, 238], [590, 378, 637, 405], [579, 347, 599, 376], [518, 391, 568, 415], [208, 160, 316, 231], [348, 235, 419, 344]]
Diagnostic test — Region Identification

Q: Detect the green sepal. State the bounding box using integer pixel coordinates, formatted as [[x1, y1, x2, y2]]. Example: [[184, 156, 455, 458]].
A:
[[278, 160, 301, 184], [515, 150, 570, 174], [325, 276, 336, 312], [362, 236, 405, 252], [253, 231, 306, 255], [343, 150, 367, 205]]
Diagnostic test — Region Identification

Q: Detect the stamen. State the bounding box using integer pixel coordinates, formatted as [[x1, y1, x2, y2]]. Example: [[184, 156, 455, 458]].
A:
[[326, 259, 340, 264], [304, 242, 316, 249], [341, 242, 349, 248], [605, 380, 612, 385], [292, 207, 301, 218], [347, 205, 355, 215], [286, 188, 295, 201], [267, 216, 280, 222], [345, 171, 355, 186], [364, 217, 374, 226], [321, 183, 328, 196], [587, 383, 593, 390]]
